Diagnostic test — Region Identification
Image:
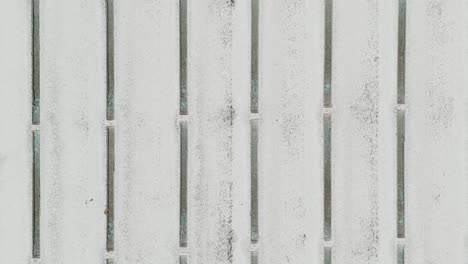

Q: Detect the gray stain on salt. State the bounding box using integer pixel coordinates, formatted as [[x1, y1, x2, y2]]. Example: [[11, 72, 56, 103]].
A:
[[44, 88, 66, 262], [426, 87, 454, 138], [348, 86, 380, 262], [278, 6, 306, 159], [214, 101, 236, 264], [347, 0, 381, 261], [85, 198, 94, 205], [193, 1, 237, 263], [424, 0, 454, 139]]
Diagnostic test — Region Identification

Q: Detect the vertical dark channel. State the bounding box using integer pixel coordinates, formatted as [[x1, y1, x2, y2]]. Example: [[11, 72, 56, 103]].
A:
[[251, 0, 259, 113], [323, 0, 333, 260], [323, 0, 333, 108], [397, 111, 405, 238], [32, 130, 40, 258], [250, 119, 259, 243], [32, 0, 41, 258], [397, 244, 405, 264], [397, 0, 406, 261], [251, 0, 260, 261], [324, 247, 332, 264], [397, 0, 406, 241], [106, 127, 115, 252], [251, 251, 259, 264], [180, 0, 188, 115], [32, 0, 40, 125], [106, 0, 115, 120], [180, 122, 188, 247], [323, 113, 332, 241], [179, 0, 189, 258], [180, 255, 188, 264], [106, 0, 115, 259], [397, 0, 406, 105]]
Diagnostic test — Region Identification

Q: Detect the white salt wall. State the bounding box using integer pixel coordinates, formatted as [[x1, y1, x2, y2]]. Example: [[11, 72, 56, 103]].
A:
[[40, 0, 107, 263], [1, 0, 468, 263], [332, 0, 397, 263], [258, 0, 323, 263], [406, 0, 468, 262], [187, 1, 251, 263], [0, 0, 32, 263], [114, 0, 180, 263]]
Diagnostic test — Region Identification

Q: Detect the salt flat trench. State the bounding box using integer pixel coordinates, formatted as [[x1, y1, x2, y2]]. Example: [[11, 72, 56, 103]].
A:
[[1, 0, 468, 263]]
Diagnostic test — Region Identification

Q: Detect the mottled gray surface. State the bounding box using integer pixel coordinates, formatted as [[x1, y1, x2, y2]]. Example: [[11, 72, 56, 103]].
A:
[[2, 1, 468, 263]]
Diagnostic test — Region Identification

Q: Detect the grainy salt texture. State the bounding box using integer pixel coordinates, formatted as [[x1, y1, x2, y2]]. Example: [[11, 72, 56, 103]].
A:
[[187, 1, 250, 263], [332, 1, 398, 263], [258, 0, 323, 263], [1, 1, 468, 263], [0, 0, 32, 263], [40, 0, 107, 263], [332, 0, 398, 263], [406, 0, 468, 262], [113, 0, 180, 263]]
